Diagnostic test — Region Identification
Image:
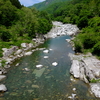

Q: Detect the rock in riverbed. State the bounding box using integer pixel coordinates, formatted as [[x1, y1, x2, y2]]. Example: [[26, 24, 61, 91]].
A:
[[0, 84, 7, 92], [44, 21, 79, 38], [36, 65, 43, 68], [90, 83, 100, 98], [0, 75, 6, 81], [52, 62, 58, 66], [43, 50, 49, 53]]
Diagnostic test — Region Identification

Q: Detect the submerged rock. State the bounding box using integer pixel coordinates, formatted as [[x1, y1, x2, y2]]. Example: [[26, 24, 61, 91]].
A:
[[24, 68, 30, 71], [15, 63, 20, 66], [33, 68, 45, 77], [32, 85, 39, 88]]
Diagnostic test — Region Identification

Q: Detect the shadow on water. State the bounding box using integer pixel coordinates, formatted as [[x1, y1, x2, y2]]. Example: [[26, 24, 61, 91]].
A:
[[0, 35, 99, 100]]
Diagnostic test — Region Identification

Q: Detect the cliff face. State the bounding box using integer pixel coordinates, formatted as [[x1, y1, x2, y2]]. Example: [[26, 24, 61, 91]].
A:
[[29, 0, 70, 10]]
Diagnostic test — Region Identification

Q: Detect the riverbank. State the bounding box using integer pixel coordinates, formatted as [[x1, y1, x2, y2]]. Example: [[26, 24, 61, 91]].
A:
[[0, 37, 45, 91]]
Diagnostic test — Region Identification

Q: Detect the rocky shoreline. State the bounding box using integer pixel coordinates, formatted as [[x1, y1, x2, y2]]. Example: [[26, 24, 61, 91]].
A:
[[69, 52, 100, 98]]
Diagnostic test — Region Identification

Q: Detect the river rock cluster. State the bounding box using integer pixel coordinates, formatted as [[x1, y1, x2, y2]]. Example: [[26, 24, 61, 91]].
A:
[[44, 21, 79, 38], [69, 53, 100, 98]]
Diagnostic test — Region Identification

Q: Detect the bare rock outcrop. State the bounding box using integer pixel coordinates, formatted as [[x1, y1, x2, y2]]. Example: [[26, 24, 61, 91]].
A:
[[44, 21, 79, 38], [69, 53, 100, 98]]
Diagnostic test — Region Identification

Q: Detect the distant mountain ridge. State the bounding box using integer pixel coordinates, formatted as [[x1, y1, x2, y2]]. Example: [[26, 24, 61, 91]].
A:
[[29, 0, 71, 10]]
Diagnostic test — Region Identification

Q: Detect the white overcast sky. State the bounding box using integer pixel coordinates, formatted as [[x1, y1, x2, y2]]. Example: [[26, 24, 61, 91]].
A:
[[19, 0, 45, 7]]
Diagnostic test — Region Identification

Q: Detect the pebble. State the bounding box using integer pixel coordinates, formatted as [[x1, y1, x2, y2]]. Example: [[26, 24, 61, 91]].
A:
[[52, 62, 58, 66], [44, 56, 49, 59], [15, 63, 19, 66], [24, 68, 30, 71], [73, 88, 76, 91], [43, 50, 49, 53], [36, 65, 43, 68]]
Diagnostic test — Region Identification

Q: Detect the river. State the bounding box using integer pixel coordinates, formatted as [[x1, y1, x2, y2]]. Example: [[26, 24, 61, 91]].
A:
[[1, 35, 98, 100]]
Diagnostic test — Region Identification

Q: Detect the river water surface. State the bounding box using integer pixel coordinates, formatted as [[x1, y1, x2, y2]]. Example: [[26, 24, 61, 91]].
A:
[[1, 35, 98, 100]]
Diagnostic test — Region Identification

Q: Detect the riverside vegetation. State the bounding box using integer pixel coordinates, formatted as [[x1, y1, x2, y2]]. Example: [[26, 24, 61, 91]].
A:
[[0, 0, 52, 57]]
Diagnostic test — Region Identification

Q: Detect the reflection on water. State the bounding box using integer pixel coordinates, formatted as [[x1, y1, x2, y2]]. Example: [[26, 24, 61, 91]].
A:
[[0, 36, 99, 100]]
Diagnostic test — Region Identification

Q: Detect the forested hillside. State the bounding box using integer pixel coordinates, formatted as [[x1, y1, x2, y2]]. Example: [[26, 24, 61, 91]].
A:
[[43, 0, 100, 57], [30, 0, 71, 10], [0, 0, 52, 57]]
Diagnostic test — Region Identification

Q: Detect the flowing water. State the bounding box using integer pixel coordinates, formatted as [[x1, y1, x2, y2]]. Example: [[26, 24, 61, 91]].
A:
[[0, 35, 98, 100]]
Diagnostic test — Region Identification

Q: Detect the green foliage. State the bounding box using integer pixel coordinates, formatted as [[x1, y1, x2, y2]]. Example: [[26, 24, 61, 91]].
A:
[[10, 0, 22, 9], [73, 34, 84, 52], [0, 0, 52, 57], [0, 26, 11, 41], [92, 42, 100, 56], [1, 60, 6, 67], [90, 78, 100, 83], [0, 0, 19, 26], [0, 31, 11, 42]]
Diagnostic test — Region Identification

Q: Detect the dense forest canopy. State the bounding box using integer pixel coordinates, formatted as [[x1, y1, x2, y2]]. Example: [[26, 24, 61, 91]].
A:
[[0, 0, 52, 57]]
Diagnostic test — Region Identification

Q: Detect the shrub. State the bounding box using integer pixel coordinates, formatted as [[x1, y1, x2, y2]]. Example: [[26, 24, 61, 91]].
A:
[[73, 38, 83, 52], [1, 31, 11, 42], [90, 78, 100, 83], [92, 42, 100, 56]]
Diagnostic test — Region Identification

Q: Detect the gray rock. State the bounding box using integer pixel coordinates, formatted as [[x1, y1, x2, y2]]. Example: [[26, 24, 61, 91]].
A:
[[14, 49, 22, 55], [43, 50, 49, 53], [90, 83, 100, 98], [24, 51, 32, 56], [69, 53, 100, 98], [24, 68, 30, 71], [70, 60, 80, 78], [0, 75, 6, 81], [0, 84, 7, 91], [15, 63, 19, 66], [44, 21, 79, 39], [3, 46, 18, 57], [29, 43, 33, 48], [21, 43, 28, 48]]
